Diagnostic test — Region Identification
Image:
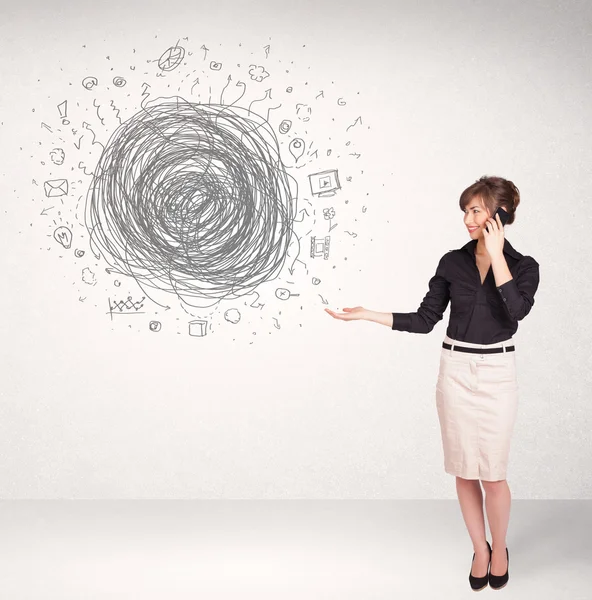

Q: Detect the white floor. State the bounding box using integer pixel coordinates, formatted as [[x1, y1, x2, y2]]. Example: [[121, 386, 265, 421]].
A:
[[0, 500, 589, 599]]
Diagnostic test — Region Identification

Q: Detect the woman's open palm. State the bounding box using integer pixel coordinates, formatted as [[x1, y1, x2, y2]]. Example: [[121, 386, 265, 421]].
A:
[[324, 306, 366, 321]]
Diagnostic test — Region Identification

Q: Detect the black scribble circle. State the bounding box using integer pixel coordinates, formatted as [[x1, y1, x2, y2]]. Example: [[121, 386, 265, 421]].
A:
[[85, 97, 295, 304], [113, 76, 127, 87]]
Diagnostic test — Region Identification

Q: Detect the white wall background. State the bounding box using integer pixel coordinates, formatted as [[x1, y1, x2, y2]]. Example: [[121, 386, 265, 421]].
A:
[[1, 0, 590, 499]]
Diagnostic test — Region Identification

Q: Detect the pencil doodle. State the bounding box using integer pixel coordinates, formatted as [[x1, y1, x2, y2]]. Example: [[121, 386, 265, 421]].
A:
[[44, 179, 68, 197], [158, 44, 185, 71], [249, 65, 270, 82], [309, 169, 340, 197], [82, 267, 97, 286], [279, 119, 292, 134], [323, 207, 338, 232], [310, 236, 331, 259], [53, 226, 72, 249], [31, 38, 370, 340], [224, 309, 241, 324], [346, 116, 362, 132], [189, 319, 208, 337], [50, 148, 65, 165], [57, 101, 69, 125], [275, 287, 300, 300], [110, 296, 145, 312], [82, 76, 98, 90], [296, 103, 311, 122], [85, 96, 296, 310], [289, 138, 305, 162]]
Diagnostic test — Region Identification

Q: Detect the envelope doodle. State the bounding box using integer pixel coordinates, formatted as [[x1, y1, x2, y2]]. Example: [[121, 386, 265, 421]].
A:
[[44, 179, 69, 198]]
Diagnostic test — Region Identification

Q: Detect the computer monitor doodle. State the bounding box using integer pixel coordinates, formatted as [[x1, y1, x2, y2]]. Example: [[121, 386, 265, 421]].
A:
[[308, 169, 341, 197]]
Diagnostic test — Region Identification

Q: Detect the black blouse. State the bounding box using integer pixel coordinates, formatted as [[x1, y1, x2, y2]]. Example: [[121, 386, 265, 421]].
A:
[[391, 238, 540, 344]]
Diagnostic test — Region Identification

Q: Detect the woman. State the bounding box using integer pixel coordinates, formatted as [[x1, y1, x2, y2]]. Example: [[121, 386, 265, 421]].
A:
[[325, 176, 540, 591]]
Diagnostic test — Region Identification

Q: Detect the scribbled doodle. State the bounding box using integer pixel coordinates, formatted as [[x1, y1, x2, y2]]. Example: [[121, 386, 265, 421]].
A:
[[224, 308, 241, 324], [323, 207, 337, 231], [296, 103, 312, 122], [337, 98, 346, 106], [158, 45, 185, 71], [189, 319, 208, 337], [50, 148, 65, 165], [346, 116, 362, 132], [82, 267, 97, 285], [286, 86, 293, 93], [82, 76, 98, 90], [272, 317, 280, 329], [264, 45, 270, 59], [209, 61, 222, 71], [248, 64, 270, 82], [279, 119, 292, 134], [74, 249, 85, 257], [275, 287, 300, 300], [149, 320, 162, 332], [53, 226, 72, 249], [110, 296, 145, 312], [288, 138, 305, 162], [57, 100, 69, 125], [84, 96, 296, 308], [44, 178, 68, 197], [344, 230, 358, 237], [310, 236, 331, 259], [312, 277, 321, 285], [309, 169, 340, 197], [113, 76, 127, 87]]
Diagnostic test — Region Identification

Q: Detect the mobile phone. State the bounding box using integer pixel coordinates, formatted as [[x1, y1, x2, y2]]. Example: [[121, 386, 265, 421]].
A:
[[492, 206, 510, 227]]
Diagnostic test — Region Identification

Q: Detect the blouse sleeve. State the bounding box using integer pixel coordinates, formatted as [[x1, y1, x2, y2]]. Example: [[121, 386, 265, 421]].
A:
[[392, 254, 450, 334], [495, 256, 540, 321]]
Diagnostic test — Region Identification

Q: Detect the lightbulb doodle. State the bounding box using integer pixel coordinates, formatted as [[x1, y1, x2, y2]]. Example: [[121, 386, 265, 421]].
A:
[[29, 36, 370, 341]]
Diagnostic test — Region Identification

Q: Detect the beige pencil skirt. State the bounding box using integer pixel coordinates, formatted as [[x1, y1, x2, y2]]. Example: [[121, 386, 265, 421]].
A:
[[435, 334, 519, 482]]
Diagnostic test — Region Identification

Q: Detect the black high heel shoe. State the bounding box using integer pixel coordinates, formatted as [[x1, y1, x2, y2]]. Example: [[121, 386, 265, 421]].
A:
[[469, 540, 491, 591], [489, 547, 509, 590]]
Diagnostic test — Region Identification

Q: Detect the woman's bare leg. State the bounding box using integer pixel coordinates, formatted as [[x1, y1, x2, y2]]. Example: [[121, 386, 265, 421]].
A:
[[455, 476, 490, 576], [482, 479, 511, 575]]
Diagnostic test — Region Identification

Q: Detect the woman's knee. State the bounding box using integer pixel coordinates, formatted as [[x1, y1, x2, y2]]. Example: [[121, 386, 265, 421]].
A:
[[481, 479, 506, 492]]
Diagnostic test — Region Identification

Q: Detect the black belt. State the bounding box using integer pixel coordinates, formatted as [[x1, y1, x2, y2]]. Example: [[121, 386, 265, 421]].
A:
[[442, 342, 515, 354]]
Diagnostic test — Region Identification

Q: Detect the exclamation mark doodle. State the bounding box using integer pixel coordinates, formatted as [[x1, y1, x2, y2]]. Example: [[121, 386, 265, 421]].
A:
[[57, 100, 69, 125]]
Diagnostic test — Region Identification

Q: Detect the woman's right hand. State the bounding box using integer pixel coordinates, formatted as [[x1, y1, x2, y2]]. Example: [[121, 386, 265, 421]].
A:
[[324, 306, 368, 321]]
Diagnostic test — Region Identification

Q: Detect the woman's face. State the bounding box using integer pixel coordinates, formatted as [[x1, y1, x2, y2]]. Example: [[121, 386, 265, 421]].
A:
[[463, 197, 491, 238]]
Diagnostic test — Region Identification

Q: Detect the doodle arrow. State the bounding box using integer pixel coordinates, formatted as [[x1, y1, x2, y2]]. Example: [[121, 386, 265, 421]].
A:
[[230, 80, 247, 106], [248, 88, 272, 115], [40, 207, 54, 215], [220, 74, 232, 104], [346, 116, 362, 132]]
